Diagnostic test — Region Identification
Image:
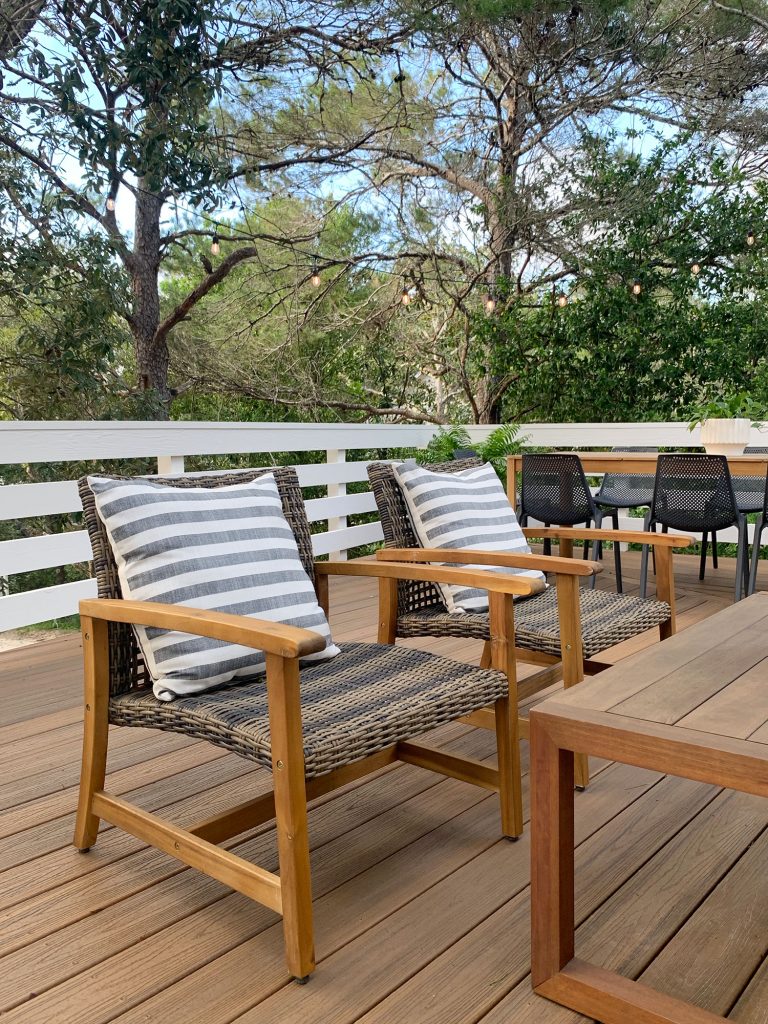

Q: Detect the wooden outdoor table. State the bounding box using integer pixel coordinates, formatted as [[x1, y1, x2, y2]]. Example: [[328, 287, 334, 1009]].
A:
[[506, 452, 768, 512], [529, 592, 768, 1024]]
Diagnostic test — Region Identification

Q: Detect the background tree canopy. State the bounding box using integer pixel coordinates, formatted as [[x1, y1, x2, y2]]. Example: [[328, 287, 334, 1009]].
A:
[[1, 0, 767, 424]]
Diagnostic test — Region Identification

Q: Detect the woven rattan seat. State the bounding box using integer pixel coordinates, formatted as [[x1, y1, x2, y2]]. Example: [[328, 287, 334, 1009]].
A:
[[397, 587, 670, 660], [110, 640, 507, 779]]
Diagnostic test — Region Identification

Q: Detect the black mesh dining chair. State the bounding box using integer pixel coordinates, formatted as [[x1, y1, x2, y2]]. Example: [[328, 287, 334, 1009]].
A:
[[593, 447, 658, 592], [518, 453, 621, 590], [707, 447, 768, 574], [640, 454, 749, 602]]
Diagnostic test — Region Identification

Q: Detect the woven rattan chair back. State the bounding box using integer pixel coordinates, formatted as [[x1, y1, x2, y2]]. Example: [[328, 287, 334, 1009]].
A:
[[596, 447, 658, 508], [650, 454, 738, 533], [78, 466, 314, 696], [367, 457, 483, 615], [519, 453, 595, 525]]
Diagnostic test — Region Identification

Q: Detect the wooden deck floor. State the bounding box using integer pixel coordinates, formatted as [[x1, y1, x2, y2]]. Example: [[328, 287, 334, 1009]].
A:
[[2, 551, 768, 1024]]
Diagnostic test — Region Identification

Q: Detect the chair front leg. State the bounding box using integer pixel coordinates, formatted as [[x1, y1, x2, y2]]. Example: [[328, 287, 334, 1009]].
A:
[[555, 574, 589, 789], [639, 513, 653, 599], [699, 531, 708, 582], [265, 653, 315, 982], [377, 576, 398, 644], [74, 615, 110, 852], [734, 516, 748, 603], [488, 592, 523, 839], [749, 518, 766, 596], [610, 509, 623, 594]]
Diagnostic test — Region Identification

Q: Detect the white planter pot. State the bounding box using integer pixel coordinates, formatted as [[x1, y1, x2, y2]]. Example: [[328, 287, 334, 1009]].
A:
[[699, 418, 751, 456]]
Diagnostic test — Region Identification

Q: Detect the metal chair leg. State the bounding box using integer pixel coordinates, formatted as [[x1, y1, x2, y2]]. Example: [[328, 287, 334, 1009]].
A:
[[639, 514, 654, 598], [749, 519, 765, 596], [611, 509, 623, 593], [712, 531, 718, 569], [735, 516, 748, 602], [588, 513, 600, 588], [699, 532, 708, 582]]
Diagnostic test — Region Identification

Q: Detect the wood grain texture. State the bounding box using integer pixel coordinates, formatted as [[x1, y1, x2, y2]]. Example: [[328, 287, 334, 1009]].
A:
[[4, 558, 768, 1024]]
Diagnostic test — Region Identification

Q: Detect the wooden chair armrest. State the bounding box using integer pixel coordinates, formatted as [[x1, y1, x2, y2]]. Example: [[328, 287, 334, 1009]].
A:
[[522, 527, 694, 548], [315, 560, 546, 598], [78, 599, 327, 659], [376, 546, 601, 578]]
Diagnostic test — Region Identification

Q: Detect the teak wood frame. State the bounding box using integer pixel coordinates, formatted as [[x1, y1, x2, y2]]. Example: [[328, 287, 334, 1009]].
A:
[[74, 560, 539, 983], [529, 701, 768, 1024], [376, 528, 689, 789]]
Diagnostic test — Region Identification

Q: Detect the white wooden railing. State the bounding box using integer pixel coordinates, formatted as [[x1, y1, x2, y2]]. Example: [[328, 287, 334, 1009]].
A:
[[0, 420, 763, 631]]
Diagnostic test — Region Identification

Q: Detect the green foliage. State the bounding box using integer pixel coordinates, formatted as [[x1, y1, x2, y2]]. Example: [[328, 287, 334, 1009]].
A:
[[417, 423, 524, 482], [686, 392, 768, 430]]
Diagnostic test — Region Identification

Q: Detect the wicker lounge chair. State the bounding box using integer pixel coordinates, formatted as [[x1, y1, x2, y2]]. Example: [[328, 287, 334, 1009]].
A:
[[367, 458, 691, 787], [74, 466, 543, 983]]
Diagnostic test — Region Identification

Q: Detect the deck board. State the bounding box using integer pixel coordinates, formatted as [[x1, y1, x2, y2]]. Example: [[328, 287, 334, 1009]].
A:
[[1, 551, 768, 1023]]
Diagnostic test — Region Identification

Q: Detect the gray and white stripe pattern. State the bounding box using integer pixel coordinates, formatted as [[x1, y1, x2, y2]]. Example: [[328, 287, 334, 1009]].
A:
[[89, 473, 339, 701], [393, 461, 546, 613]]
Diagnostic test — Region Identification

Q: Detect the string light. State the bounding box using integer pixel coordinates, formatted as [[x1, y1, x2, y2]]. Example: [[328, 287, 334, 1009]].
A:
[[557, 292, 568, 307], [210, 234, 220, 256], [106, 196, 116, 212], [691, 262, 701, 276], [632, 278, 642, 296], [310, 263, 321, 288], [484, 291, 496, 314], [747, 228, 756, 247], [400, 286, 412, 306]]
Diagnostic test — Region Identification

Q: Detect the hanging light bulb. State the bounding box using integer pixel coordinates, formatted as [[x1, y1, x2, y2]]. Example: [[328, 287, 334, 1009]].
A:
[[557, 292, 568, 307], [691, 262, 701, 276], [747, 227, 756, 247], [310, 264, 321, 288], [632, 278, 642, 296], [210, 234, 220, 256], [106, 195, 116, 212], [484, 291, 496, 314], [400, 286, 411, 306]]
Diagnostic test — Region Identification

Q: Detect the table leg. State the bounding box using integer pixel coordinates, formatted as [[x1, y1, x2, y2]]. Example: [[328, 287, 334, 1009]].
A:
[[530, 712, 575, 989]]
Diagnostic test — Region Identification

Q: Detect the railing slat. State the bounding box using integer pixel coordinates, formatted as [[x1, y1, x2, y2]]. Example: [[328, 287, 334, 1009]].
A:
[[0, 532, 93, 575], [0, 481, 82, 520], [304, 492, 376, 522], [0, 579, 97, 630], [311, 521, 384, 557]]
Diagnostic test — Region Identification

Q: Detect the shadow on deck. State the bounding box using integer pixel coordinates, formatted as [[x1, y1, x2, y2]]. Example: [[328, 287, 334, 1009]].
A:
[[1, 550, 768, 1023]]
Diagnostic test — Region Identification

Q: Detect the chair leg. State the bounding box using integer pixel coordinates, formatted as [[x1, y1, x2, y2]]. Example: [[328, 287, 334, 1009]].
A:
[[588, 514, 599, 589], [74, 616, 110, 852], [749, 520, 765, 596], [735, 517, 748, 603], [583, 518, 592, 561], [377, 577, 398, 645], [610, 509, 623, 594], [555, 575, 589, 789], [480, 640, 492, 669], [266, 654, 315, 982], [712, 531, 718, 569], [488, 592, 523, 839], [639, 514, 653, 599], [699, 532, 708, 582]]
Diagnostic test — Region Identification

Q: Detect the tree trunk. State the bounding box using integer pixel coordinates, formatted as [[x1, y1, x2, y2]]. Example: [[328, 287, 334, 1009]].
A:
[[131, 184, 171, 418]]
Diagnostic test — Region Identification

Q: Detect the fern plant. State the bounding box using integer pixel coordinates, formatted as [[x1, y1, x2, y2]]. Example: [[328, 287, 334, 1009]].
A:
[[417, 423, 526, 486]]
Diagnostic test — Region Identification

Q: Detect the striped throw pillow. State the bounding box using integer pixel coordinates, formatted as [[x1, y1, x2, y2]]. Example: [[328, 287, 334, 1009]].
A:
[[393, 461, 546, 613], [88, 473, 339, 701]]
